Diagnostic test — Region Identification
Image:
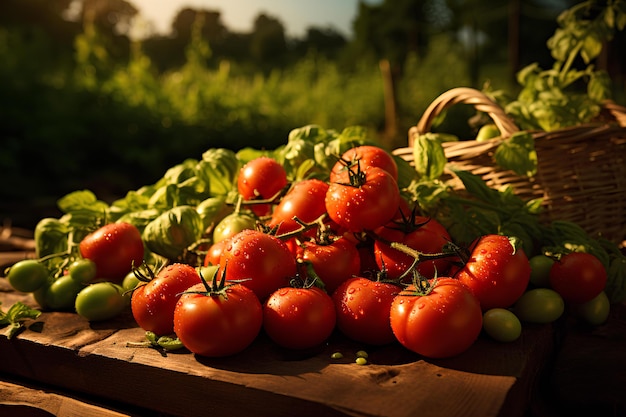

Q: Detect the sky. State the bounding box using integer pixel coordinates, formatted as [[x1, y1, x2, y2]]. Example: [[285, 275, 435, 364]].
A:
[[129, 0, 380, 38]]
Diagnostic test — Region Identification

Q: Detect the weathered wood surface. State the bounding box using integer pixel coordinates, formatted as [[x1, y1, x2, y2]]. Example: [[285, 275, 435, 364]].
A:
[[0, 273, 555, 417]]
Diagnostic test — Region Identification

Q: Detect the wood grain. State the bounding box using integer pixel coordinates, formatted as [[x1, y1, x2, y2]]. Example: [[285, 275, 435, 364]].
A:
[[0, 278, 555, 417]]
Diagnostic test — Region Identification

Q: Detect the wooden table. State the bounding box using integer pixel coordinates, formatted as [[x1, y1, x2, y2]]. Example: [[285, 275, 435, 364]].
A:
[[1, 250, 624, 417]]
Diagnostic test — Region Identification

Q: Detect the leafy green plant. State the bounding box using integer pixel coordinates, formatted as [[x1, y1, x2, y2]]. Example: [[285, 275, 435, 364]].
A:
[[502, 0, 626, 131]]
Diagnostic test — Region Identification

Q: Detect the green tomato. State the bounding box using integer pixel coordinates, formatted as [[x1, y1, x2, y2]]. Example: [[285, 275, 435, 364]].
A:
[[475, 123, 500, 141], [44, 275, 85, 311], [198, 265, 219, 281], [573, 291, 610, 326], [482, 308, 522, 342], [68, 259, 97, 283], [514, 288, 565, 324], [528, 254, 554, 288], [6, 259, 49, 293], [75, 282, 127, 321], [212, 212, 256, 244], [122, 271, 141, 292]]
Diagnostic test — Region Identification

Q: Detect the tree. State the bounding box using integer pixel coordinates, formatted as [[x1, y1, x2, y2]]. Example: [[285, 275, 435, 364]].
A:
[[250, 13, 288, 69]]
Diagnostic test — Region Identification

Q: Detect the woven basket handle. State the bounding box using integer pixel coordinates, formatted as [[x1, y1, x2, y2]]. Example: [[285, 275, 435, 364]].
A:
[[410, 87, 519, 144], [603, 100, 626, 127]]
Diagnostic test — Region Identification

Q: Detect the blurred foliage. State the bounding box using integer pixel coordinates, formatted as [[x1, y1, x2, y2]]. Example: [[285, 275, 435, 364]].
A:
[[0, 0, 624, 230]]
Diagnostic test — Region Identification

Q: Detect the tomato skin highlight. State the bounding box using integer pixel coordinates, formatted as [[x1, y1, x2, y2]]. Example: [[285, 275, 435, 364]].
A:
[[218, 230, 297, 301], [549, 252, 607, 304], [131, 263, 202, 336], [390, 278, 483, 358], [174, 282, 263, 357], [325, 166, 400, 233], [453, 234, 531, 311], [332, 277, 400, 345], [79, 222, 144, 283], [263, 286, 336, 350]]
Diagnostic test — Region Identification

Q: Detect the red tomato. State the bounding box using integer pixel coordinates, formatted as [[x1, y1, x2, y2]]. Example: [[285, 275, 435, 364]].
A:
[[204, 239, 227, 266], [174, 281, 263, 357], [237, 156, 288, 216], [263, 286, 336, 350], [390, 278, 483, 358], [218, 229, 297, 300], [332, 277, 400, 345], [299, 237, 361, 294], [325, 166, 400, 233], [549, 252, 607, 303], [131, 263, 202, 336], [267, 179, 330, 235], [452, 234, 531, 311], [79, 222, 144, 283], [330, 145, 398, 182], [374, 216, 452, 280]]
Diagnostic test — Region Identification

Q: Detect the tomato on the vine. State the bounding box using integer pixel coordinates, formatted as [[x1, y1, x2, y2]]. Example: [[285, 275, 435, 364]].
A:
[[263, 285, 336, 350], [325, 166, 400, 233], [237, 156, 288, 216], [267, 179, 329, 236], [131, 263, 202, 336], [174, 280, 263, 357], [452, 234, 531, 311], [79, 222, 144, 283], [549, 252, 607, 304], [218, 229, 297, 300], [298, 237, 361, 294], [330, 145, 398, 182], [332, 276, 400, 345], [390, 278, 483, 358], [374, 215, 452, 280]]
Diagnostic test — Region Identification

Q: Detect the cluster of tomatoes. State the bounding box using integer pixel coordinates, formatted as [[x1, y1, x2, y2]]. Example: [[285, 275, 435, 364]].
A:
[[4, 145, 611, 360], [129, 145, 609, 359]]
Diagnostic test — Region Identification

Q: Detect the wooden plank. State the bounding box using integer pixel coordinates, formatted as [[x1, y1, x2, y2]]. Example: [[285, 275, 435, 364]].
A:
[[0, 275, 555, 417], [0, 379, 130, 417]]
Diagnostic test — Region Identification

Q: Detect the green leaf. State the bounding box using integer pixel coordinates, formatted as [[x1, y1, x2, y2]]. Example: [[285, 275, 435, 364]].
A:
[[57, 190, 109, 214], [452, 169, 501, 206], [412, 133, 446, 180], [494, 131, 537, 177], [0, 302, 41, 339]]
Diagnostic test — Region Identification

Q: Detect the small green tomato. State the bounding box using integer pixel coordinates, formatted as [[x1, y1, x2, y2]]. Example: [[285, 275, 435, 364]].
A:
[[44, 275, 85, 311], [528, 254, 554, 288], [514, 288, 564, 324], [75, 282, 127, 321], [68, 258, 98, 283], [6, 259, 49, 293], [482, 308, 522, 342], [573, 291, 610, 326]]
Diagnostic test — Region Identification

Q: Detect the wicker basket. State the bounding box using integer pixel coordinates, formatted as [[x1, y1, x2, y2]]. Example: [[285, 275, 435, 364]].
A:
[[393, 87, 626, 244]]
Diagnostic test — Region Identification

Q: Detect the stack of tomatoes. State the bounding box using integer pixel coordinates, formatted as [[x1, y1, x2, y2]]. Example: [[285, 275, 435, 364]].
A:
[[128, 145, 578, 360]]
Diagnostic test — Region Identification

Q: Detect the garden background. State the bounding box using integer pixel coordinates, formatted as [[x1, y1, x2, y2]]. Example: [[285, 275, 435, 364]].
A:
[[1, 0, 624, 230]]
